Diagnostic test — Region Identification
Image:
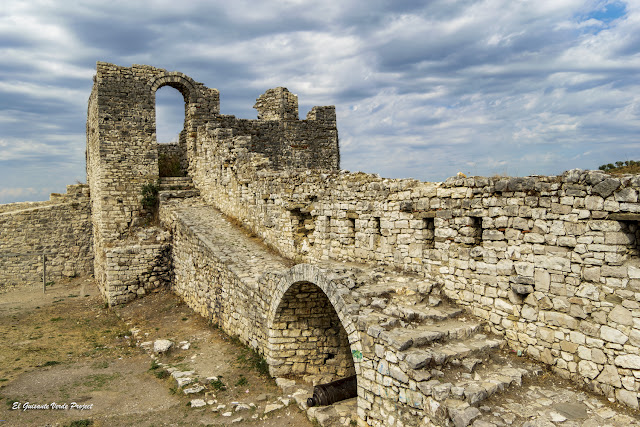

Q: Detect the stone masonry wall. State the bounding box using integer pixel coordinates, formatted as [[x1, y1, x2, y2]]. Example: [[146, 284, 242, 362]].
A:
[[189, 128, 640, 408], [158, 200, 289, 351], [0, 184, 93, 290], [83, 62, 640, 409], [86, 62, 220, 301], [210, 108, 339, 170], [254, 87, 299, 121], [157, 142, 184, 171], [157, 199, 365, 389], [103, 242, 172, 305], [270, 281, 355, 381], [87, 62, 338, 304]]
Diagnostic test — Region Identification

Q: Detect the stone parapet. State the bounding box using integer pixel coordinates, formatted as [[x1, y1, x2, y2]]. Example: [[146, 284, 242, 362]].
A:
[[0, 184, 93, 290]]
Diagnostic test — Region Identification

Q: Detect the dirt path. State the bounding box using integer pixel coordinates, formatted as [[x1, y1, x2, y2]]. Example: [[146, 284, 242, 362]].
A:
[[0, 277, 312, 426]]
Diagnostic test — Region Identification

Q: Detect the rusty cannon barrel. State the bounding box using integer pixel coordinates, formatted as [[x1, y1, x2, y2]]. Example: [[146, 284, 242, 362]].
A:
[[307, 375, 357, 407]]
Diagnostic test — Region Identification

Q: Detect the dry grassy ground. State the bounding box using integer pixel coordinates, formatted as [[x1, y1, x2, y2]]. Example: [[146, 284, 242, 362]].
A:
[[0, 277, 311, 427]]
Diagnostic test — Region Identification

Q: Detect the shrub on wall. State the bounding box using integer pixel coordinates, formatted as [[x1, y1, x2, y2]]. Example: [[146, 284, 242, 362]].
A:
[[141, 180, 160, 224]]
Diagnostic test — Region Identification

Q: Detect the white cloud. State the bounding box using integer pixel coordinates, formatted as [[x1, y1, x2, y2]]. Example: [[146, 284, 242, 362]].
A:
[[0, 136, 82, 162], [0, 0, 639, 200], [0, 187, 39, 198], [0, 81, 88, 106]]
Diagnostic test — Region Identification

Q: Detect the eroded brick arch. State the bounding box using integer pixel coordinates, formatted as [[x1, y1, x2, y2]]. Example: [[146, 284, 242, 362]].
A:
[[266, 264, 363, 383]]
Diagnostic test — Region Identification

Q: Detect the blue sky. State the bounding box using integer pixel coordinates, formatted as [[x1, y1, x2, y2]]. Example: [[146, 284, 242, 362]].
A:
[[1, 0, 639, 203]]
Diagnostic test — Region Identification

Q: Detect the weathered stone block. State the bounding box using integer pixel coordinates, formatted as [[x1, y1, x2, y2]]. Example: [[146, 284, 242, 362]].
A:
[[601, 326, 629, 344], [597, 364, 622, 388], [534, 269, 550, 292], [578, 360, 600, 379], [609, 305, 633, 326], [615, 354, 640, 370], [616, 388, 639, 409], [593, 178, 621, 198], [544, 312, 578, 329]]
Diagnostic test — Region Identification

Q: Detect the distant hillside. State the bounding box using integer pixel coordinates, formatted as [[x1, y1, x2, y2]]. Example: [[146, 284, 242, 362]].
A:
[[599, 160, 640, 175]]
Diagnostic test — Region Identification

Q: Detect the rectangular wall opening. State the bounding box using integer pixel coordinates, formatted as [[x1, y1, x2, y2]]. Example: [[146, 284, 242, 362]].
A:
[[371, 216, 381, 249], [421, 218, 435, 249], [347, 217, 356, 245], [291, 208, 314, 248], [607, 214, 640, 257], [456, 216, 482, 246]]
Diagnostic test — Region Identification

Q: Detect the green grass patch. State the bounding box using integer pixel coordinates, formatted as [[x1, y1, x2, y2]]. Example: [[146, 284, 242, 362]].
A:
[[153, 369, 169, 379], [114, 328, 131, 338], [64, 420, 93, 427], [41, 360, 61, 367], [236, 346, 270, 376], [148, 360, 169, 379], [599, 160, 640, 174], [80, 373, 121, 391], [5, 397, 20, 409], [210, 377, 226, 391], [91, 360, 109, 369], [235, 375, 248, 387]]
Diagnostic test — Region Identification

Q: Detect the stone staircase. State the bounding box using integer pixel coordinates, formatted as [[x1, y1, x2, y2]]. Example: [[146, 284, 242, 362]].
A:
[[348, 274, 544, 426], [158, 176, 200, 201], [159, 202, 639, 426]]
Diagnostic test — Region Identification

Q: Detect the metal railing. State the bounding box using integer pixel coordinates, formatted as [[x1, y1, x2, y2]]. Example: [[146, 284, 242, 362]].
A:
[[0, 252, 51, 293]]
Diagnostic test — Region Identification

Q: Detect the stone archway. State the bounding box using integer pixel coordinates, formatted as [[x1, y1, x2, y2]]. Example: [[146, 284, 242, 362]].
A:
[[149, 73, 200, 176], [266, 264, 363, 384], [149, 72, 199, 102]]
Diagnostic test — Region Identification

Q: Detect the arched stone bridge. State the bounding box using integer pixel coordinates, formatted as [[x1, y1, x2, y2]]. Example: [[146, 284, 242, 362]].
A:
[[160, 199, 541, 426]]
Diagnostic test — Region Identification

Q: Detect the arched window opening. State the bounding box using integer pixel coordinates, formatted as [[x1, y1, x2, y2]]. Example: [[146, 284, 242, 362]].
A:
[[270, 281, 356, 386], [156, 86, 186, 177]]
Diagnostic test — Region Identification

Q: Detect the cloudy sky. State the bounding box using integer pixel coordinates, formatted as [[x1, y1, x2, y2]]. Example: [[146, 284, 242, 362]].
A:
[[1, 0, 639, 203]]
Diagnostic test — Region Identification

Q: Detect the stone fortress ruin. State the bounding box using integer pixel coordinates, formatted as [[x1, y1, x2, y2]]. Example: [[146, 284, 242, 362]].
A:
[[2, 62, 640, 426]]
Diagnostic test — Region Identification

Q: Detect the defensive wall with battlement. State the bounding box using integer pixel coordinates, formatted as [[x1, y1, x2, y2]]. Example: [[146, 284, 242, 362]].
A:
[[2, 62, 640, 425]]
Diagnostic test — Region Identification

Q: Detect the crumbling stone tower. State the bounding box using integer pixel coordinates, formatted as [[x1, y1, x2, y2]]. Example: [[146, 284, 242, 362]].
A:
[[86, 62, 339, 304]]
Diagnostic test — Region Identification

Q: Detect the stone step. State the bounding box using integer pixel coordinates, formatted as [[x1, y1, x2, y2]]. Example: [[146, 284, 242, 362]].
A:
[[377, 319, 486, 352], [356, 311, 401, 334], [305, 397, 357, 427], [417, 351, 543, 426], [355, 276, 437, 299], [159, 189, 200, 201], [419, 364, 538, 405], [160, 176, 192, 182], [383, 302, 463, 323], [159, 183, 195, 190], [159, 177, 195, 191], [401, 334, 504, 370]]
